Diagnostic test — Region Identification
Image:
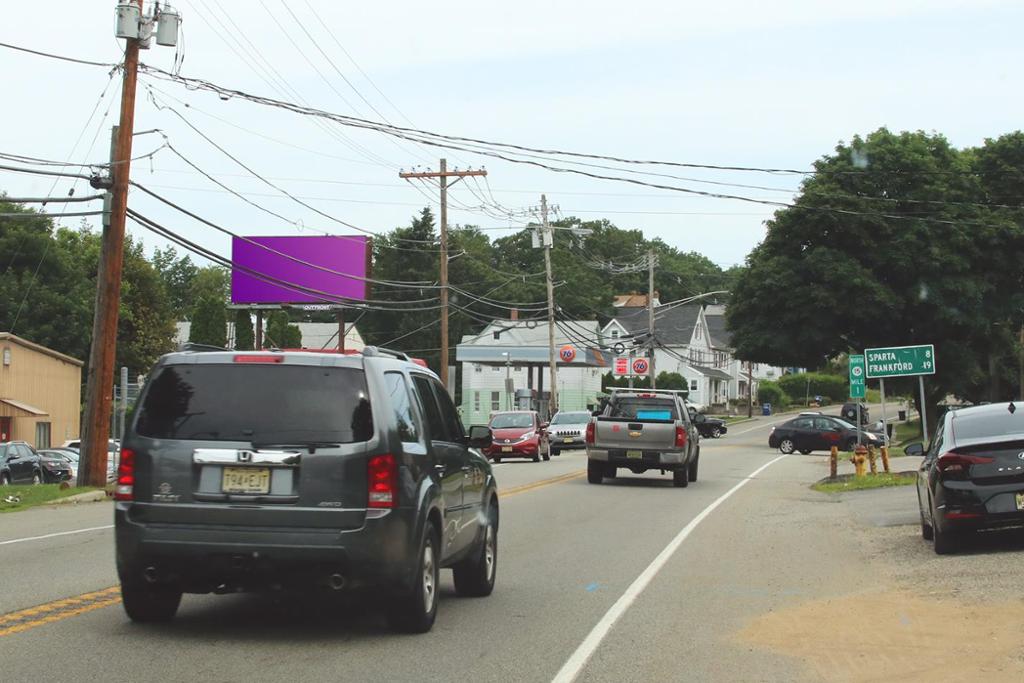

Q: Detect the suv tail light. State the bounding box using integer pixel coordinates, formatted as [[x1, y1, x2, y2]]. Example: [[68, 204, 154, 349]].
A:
[[114, 448, 135, 501], [367, 453, 398, 508], [937, 451, 994, 478], [585, 421, 595, 445], [675, 425, 688, 449], [233, 355, 283, 363]]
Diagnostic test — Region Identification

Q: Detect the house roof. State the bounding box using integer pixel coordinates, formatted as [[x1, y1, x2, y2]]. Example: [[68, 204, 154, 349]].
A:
[[690, 365, 733, 381], [0, 333, 83, 367], [703, 304, 733, 350], [612, 303, 702, 346], [612, 292, 660, 308], [459, 320, 600, 347]]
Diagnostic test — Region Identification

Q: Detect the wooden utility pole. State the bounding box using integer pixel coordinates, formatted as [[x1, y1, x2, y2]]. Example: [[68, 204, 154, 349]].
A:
[[648, 249, 657, 389], [80, 0, 143, 487], [337, 309, 345, 352], [398, 161, 486, 389], [541, 195, 557, 415]]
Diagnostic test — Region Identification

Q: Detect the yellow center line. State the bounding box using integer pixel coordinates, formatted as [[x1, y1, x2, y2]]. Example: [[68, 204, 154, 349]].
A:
[[500, 470, 585, 497], [0, 470, 584, 637]]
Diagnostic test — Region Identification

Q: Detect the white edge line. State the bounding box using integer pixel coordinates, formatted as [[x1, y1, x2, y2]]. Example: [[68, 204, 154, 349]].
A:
[[0, 525, 114, 546], [551, 454, 789, 683]]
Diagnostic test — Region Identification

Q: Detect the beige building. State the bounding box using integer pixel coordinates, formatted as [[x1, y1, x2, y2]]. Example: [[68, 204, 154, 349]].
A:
[[0, 333, 83, 448]]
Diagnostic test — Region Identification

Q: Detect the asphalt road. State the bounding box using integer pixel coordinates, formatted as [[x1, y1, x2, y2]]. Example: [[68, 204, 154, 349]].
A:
[[2, 411, 1021, 682]]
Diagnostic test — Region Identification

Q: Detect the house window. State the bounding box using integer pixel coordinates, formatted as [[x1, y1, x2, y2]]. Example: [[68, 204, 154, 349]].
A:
[[473, 391, 480, 412], [474, 364, 482, 373], [35, 422, 51, 449], [610, 329, 619, 339], [490, 391, 501, 411], [492, 366, 501, 373], [690, 379, 699, 392]]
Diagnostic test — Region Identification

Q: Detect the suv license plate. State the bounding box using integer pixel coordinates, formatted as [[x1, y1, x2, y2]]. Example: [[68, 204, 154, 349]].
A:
[[222, 467, 270, 494], [626, 450, 642, 459], [1016, 492, 1024, 511], [563, 438, 574, 444]]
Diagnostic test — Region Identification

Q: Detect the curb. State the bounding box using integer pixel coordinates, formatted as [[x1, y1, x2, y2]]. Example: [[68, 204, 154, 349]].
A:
[[50, 490, 108, 505]]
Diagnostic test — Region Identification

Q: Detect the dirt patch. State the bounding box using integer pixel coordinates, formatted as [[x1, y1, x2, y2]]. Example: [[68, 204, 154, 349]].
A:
[[737, 590, 1024, 682]]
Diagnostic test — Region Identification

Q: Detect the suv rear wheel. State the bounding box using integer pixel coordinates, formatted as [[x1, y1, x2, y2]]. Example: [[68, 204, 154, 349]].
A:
[[453, 504, 497, 597], [121, 579, 182, 623], [587, 460, 604, 484], [673, 466, 689, 488], [388, 525, 440, 633]]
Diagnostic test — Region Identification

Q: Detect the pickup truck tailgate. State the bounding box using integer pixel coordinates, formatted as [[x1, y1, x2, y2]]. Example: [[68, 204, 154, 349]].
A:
[[594, 419, 677, 450]]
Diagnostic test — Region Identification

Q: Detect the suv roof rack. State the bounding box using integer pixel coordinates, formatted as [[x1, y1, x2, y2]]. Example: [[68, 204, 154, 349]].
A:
[[608, 388, 688, 394], [361, 346, 412, 361], [178, 342, 229, 353]]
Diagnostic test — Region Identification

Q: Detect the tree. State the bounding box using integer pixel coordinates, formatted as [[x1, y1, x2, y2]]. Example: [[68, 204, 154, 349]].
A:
[[233, 309, 254, 350], [656, 371, 688, 391], [152, 246, 198, 319], [726, 128, 1024, 426], [266, 311, 301, 348], [189, 296, 227, 348]]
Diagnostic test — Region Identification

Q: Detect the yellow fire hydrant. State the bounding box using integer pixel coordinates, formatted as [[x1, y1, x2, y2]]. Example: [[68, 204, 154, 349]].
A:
[[850, 444, 868, 477]]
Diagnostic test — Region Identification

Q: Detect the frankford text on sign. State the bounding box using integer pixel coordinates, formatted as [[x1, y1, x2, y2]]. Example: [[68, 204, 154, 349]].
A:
[[864, 344, 935, 379]]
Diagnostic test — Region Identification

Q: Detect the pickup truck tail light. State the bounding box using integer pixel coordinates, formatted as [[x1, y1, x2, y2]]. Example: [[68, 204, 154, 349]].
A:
[[368, 453, 398, 508], [585, 421, 595, 446], [675, 426, 687, 449], [114, 448, 135, 501]]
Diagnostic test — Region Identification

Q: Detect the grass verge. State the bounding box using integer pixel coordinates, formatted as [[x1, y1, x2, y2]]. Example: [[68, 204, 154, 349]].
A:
[[812, 471, 916, 494], [0, 484, 104, 513]]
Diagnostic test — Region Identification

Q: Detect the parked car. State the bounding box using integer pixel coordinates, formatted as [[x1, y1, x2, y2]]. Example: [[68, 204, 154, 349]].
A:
[[116, 346, 498, 632], [685, 403, 728, 438], [61, 439, 119, 481], [586, 389, 700, 487], [483, 410, 550, 462], [769, 415, 883, 454], [547, 410, 591, 455], [39, 448, 81, 480], [36, 450, 73, 483], [0, 441, 43, 485], [911, 402, 1024, 554]]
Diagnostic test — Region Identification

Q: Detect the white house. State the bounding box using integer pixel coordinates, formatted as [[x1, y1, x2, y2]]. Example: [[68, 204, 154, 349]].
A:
[[704, 304, 789, 405], [456, 319, 605, 425]]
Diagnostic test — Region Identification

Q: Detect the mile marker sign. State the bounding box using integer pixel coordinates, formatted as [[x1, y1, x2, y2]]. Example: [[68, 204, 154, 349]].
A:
[[864, 344, 935, 378], [849, 354, 866, 399]]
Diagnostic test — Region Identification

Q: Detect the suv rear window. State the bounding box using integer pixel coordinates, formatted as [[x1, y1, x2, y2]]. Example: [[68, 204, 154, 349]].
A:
[[135, 364, 373, 444], [609, 397, 679, 420]]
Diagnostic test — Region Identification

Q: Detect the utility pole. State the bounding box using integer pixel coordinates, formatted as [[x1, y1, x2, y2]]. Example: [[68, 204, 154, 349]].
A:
[[399, 161, 486, 389], [747, 362, 754, 418], [647, 248, 657, 389], [541, 195, 558, 415], [80, 0, 179, 487]]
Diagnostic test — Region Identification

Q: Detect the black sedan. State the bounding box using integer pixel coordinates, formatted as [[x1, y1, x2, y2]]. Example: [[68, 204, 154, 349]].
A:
[[37, 449, 75, 483], [912, 402, 1024, 554], [692, 414, 728, 438], [768, 414, 883, 454]]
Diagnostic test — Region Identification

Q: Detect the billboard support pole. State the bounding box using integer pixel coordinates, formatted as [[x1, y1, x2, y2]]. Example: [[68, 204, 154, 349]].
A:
[[255, 310, 263, 350], [337, 309, 345, 352]]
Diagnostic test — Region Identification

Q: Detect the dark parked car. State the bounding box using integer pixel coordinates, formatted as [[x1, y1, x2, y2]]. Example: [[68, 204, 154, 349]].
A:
[[686, 405, 728, 438], [116, 347, 498, 632], [769, 415, 883, 454], [36, 450, 73, 483], [912, 402, 1024, 554], [0, 441, 43, 485], [841, 402, 870, 425]]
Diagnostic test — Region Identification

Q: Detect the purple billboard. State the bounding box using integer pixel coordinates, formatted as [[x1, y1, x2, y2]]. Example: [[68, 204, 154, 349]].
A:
[[231, 235, 370, 304]]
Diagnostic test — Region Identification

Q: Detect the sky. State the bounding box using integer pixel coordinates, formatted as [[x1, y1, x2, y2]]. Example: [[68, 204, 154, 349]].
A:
[[1, 0, 1022, 273]]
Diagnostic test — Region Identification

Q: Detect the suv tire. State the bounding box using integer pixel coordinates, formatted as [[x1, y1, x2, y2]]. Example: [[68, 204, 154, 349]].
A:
[[587, 460, 604, 484], [388, 525, 440, 633], [121, 579, 182, 623], [673, 466, 689, 488], [711, 426, 722, 438], [453, 505, 497, 598], [551, 447, 561, 457]]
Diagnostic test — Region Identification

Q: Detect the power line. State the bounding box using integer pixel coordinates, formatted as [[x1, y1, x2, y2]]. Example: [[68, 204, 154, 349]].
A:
[[0, 41, 116, 68]]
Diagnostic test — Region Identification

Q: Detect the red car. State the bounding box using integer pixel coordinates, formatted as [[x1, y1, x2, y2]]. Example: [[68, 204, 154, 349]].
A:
[[484, 411, 550, 463]]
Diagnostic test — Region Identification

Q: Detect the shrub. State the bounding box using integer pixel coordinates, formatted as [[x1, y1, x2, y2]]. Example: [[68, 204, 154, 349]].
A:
[[777, 372, 847, 404], [757, 381, 789, 408]]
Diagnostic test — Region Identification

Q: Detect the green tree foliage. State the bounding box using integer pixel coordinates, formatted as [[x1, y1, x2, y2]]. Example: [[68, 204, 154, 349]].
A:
[[152, 246, 198, 319], [189, 297, 227, 348], [757, 381, 789, 408], [726, 128, 1024, 422], [655, 371, 688, 391], [233, 309, 254, 350], [266, 311, 301, 348], [776, 372, 848, 404]]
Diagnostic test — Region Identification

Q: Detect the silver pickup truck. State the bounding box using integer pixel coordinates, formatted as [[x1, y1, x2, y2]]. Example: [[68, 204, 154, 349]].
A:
[[585, 389, 700, 487]]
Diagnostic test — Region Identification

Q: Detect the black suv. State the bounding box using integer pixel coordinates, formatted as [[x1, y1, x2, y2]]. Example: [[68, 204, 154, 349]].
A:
[[0, 441, 42, 485], [115, 347, 498, 633]]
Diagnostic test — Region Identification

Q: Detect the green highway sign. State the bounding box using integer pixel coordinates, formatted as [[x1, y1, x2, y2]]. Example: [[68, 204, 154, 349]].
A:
[[849, 354, 866, 399], [864, 344, 936, 378]]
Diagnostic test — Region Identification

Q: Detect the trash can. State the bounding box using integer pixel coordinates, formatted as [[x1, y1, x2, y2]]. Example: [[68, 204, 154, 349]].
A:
[[898, 409, 907, 421], [762, 403, 772, 416], [886, 423, 895, 438]]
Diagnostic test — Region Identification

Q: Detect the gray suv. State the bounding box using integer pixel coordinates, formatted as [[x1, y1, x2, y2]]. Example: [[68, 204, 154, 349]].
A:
[[115, 347, 498, 633]]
